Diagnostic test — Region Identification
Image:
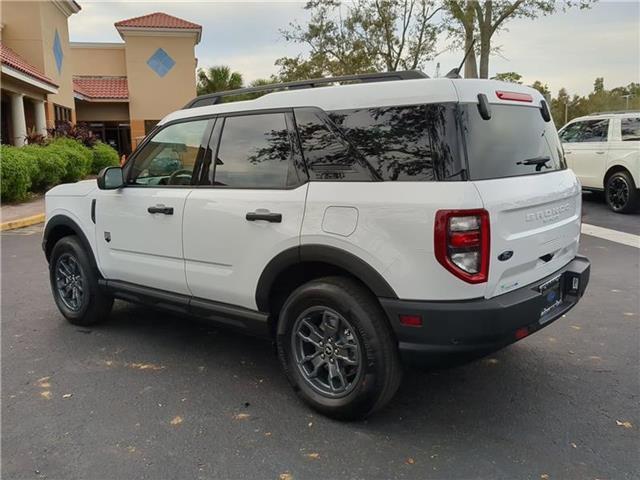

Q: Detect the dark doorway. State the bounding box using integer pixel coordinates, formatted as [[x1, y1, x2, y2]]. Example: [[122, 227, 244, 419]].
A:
[[86, 122, 132, 156]]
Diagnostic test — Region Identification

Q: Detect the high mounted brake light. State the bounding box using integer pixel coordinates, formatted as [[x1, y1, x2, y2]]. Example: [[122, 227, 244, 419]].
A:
[[496, 91, 533, 103], [434, 209, 490, 284]]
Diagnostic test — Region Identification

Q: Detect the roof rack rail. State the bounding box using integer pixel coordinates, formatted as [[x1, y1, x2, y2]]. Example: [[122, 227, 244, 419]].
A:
[[184, 70, 428, 109], [591, 110, 640, 115]]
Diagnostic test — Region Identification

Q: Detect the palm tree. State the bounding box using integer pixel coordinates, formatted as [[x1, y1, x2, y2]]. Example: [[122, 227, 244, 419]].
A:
[[196, 66, 244, 95]]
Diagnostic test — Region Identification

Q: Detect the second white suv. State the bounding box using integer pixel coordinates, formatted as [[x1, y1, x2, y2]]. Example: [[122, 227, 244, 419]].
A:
[[43, 72, 590, 419], [559, 112, 640, 213]]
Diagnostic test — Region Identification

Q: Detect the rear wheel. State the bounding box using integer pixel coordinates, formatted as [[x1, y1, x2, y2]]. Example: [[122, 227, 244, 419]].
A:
[[49, 236, 113, 326], [605, 170, 639, 213], [277, 277, 402, 420]]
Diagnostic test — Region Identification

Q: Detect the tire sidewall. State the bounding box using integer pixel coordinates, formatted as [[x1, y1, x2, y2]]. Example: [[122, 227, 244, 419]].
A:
[[606, 172, 637, 213], [277, 281, 388, 417], [49, 236, 96, 322]]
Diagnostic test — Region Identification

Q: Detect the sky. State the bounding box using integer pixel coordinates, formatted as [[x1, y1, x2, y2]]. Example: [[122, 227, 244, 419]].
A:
[[68, 0, 640, 97]]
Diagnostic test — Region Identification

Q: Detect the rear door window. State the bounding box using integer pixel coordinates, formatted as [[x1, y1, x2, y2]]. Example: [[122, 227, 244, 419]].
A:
[[621, 117, 640, 141], [461, 104, 565, 181], [211, 113, 298, 188], [294, 108, 374, 181]]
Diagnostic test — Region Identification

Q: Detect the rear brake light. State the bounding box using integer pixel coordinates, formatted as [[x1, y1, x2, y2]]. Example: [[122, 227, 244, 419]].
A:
[[434, 209, 490, 284], [496, 91, 533, 102]]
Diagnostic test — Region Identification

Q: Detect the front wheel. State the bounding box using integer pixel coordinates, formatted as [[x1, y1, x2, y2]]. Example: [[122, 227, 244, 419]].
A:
[[277, 277, 402, 420], [605, 170, 639, 213], [49, 235, 113, 326]]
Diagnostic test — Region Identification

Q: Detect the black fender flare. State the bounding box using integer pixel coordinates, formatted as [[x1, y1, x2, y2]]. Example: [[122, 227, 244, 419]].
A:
[[255, 244, 398, 312], [43, 215, 99, 272]]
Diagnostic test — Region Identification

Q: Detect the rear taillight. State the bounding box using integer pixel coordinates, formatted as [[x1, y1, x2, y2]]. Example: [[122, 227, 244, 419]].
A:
[[434, 209, 490, 284]]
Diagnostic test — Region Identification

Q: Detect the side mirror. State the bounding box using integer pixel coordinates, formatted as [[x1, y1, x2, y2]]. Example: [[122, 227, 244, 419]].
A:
[[97, 166, 124, 190]]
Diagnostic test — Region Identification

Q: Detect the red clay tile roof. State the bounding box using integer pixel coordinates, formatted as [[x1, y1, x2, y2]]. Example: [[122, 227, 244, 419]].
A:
[[73, 76, 129, 100], [0, 42, 58, 88], [114, 12, 201, 30]]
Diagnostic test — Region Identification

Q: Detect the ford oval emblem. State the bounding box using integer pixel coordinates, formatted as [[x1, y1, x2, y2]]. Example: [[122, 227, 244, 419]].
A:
[[498, 250, 513, 261]]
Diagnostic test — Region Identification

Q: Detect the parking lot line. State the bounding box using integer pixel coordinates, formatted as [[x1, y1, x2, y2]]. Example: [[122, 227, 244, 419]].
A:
[[582, 223, 640, 249]]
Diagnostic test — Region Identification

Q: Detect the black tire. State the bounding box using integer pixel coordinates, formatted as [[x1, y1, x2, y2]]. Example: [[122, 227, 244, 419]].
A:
[[277, 276, 402, 420], [49, 235, 113, 326], [605, 170, 639, 213]]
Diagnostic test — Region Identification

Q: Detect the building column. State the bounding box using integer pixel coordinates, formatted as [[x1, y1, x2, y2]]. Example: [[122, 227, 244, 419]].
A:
[[10, 93, 27, 146], [34, 99, 47, 137]]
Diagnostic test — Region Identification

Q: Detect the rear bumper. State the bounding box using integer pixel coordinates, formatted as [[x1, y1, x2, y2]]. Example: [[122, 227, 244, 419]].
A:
[[380, 256, 590, 364]]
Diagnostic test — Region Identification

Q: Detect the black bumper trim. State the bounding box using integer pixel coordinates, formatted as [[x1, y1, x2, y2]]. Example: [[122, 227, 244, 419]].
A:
[[380, 256, 590, 361]]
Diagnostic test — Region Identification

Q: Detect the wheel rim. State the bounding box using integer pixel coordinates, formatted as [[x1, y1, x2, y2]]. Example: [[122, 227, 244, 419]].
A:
[[55, 253, 85, 312], [608, 176, 629, 210], [291, 307, 363, 398]]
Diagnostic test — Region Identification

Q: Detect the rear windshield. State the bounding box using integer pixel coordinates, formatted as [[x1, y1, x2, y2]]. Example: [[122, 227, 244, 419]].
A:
[[461, 103, 565, 180]]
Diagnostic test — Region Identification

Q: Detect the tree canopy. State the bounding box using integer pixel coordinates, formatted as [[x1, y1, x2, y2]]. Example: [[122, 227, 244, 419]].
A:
[[276, 0, 442, 81]]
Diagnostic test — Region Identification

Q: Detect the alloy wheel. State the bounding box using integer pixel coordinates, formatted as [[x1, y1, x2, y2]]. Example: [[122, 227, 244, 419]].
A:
[[292, 307, 362, 397], [608, 176, 630, 211], [55, 253, 85, 312]]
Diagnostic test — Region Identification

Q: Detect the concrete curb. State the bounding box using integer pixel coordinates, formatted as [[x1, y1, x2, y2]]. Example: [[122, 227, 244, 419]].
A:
[[0, 214, 45, 231]]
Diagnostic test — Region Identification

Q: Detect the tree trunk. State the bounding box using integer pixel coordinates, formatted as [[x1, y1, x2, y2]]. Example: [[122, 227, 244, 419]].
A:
[[463, 25, 478, 78], [478, 1, 492, 79], [462, 1, 478, 78]]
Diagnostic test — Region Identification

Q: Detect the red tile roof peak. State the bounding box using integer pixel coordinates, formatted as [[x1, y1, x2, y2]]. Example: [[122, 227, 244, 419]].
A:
[[114, 12, 201, 30]]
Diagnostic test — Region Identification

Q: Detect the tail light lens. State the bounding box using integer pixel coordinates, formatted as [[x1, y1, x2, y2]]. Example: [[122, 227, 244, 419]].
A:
[[434, 209, 490, 284]]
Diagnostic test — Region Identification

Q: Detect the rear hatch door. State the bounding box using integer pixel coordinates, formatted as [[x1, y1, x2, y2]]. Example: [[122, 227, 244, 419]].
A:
[[457, 87, 582, 299]]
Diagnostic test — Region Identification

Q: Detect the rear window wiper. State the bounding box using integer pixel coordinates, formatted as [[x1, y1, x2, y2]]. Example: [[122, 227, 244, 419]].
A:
[[516, 156, 551, 171]]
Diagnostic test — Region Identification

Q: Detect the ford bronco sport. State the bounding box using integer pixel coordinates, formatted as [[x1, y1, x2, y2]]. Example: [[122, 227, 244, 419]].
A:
[[43, 71, 590, 419]]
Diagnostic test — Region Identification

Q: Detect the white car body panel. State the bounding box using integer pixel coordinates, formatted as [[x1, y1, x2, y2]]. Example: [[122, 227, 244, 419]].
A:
[[183, 185, 308, 310], [94, 188, 192, 295]]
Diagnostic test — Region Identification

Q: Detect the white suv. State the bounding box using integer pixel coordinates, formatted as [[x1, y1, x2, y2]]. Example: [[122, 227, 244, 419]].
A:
[[559, 112, 640, 213], [43, 72, 590, 419]]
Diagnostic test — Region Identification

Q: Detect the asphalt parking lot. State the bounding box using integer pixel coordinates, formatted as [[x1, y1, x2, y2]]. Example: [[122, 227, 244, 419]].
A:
[[2, 195, 638, 480]]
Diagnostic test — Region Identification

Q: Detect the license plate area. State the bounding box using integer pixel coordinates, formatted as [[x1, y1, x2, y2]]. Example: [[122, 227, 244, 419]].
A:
[[538, 274, 563, 323]]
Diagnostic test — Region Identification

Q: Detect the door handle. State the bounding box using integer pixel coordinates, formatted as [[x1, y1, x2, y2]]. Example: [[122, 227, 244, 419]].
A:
[[246, 211, 282, 223], [595, 151, 606, 154], [148, 205, 174, 215], [564, 151, 572, 154]]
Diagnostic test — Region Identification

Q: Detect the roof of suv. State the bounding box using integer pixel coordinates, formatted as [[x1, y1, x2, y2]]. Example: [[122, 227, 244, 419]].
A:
[[160, 78, 545, 126], [569, 111, 640, 122]]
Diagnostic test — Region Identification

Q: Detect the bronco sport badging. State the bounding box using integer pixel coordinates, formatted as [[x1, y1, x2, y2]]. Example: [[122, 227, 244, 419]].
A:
[[43, 71, 590, 420]]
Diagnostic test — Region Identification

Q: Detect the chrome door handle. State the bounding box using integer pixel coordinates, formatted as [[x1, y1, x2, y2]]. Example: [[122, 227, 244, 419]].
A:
[[148, 205, 174, 215]]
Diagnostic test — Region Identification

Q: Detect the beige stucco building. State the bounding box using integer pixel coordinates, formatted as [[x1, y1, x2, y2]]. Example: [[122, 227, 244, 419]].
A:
[[1, 2, 201, 154]]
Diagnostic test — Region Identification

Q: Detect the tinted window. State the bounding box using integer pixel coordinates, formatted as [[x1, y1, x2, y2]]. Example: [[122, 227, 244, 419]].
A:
[[129, 119, 209, 186], [621, 117, 640, 141], [213, 113, 294, 188], [578, 119, 609, 142], [462, 104, 565, 180], [329, 104, 463, 181], [559, 122, 583, 143], [294, 109, 374, 181]]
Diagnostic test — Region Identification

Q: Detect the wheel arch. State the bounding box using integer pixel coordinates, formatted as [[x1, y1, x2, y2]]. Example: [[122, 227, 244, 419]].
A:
[[43, 215, 99, 273], [256, 245, 398, 327]]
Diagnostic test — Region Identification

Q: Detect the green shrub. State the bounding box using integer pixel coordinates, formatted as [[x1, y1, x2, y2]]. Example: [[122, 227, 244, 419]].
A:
[[91, 142, 120, 173], [21, 145, 68, 192], [0, 145, 32, 202], [47, 137, 92, 182]]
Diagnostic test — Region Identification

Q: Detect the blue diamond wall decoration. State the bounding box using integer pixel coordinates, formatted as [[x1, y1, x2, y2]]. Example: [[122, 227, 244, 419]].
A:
[[53, 30, 63, 73], [147, 48, 175, 78]]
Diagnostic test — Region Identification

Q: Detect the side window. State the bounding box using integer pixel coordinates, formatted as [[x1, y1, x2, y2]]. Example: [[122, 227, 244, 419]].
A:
[[294, 108, 374, 181], [329, 104, 463, 181], [578, 119, 609, 143], [559, 122, 583, 143], [129, 119, 209, 186], [212, 113, 295, 189], [621, 117, 640, 141]]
